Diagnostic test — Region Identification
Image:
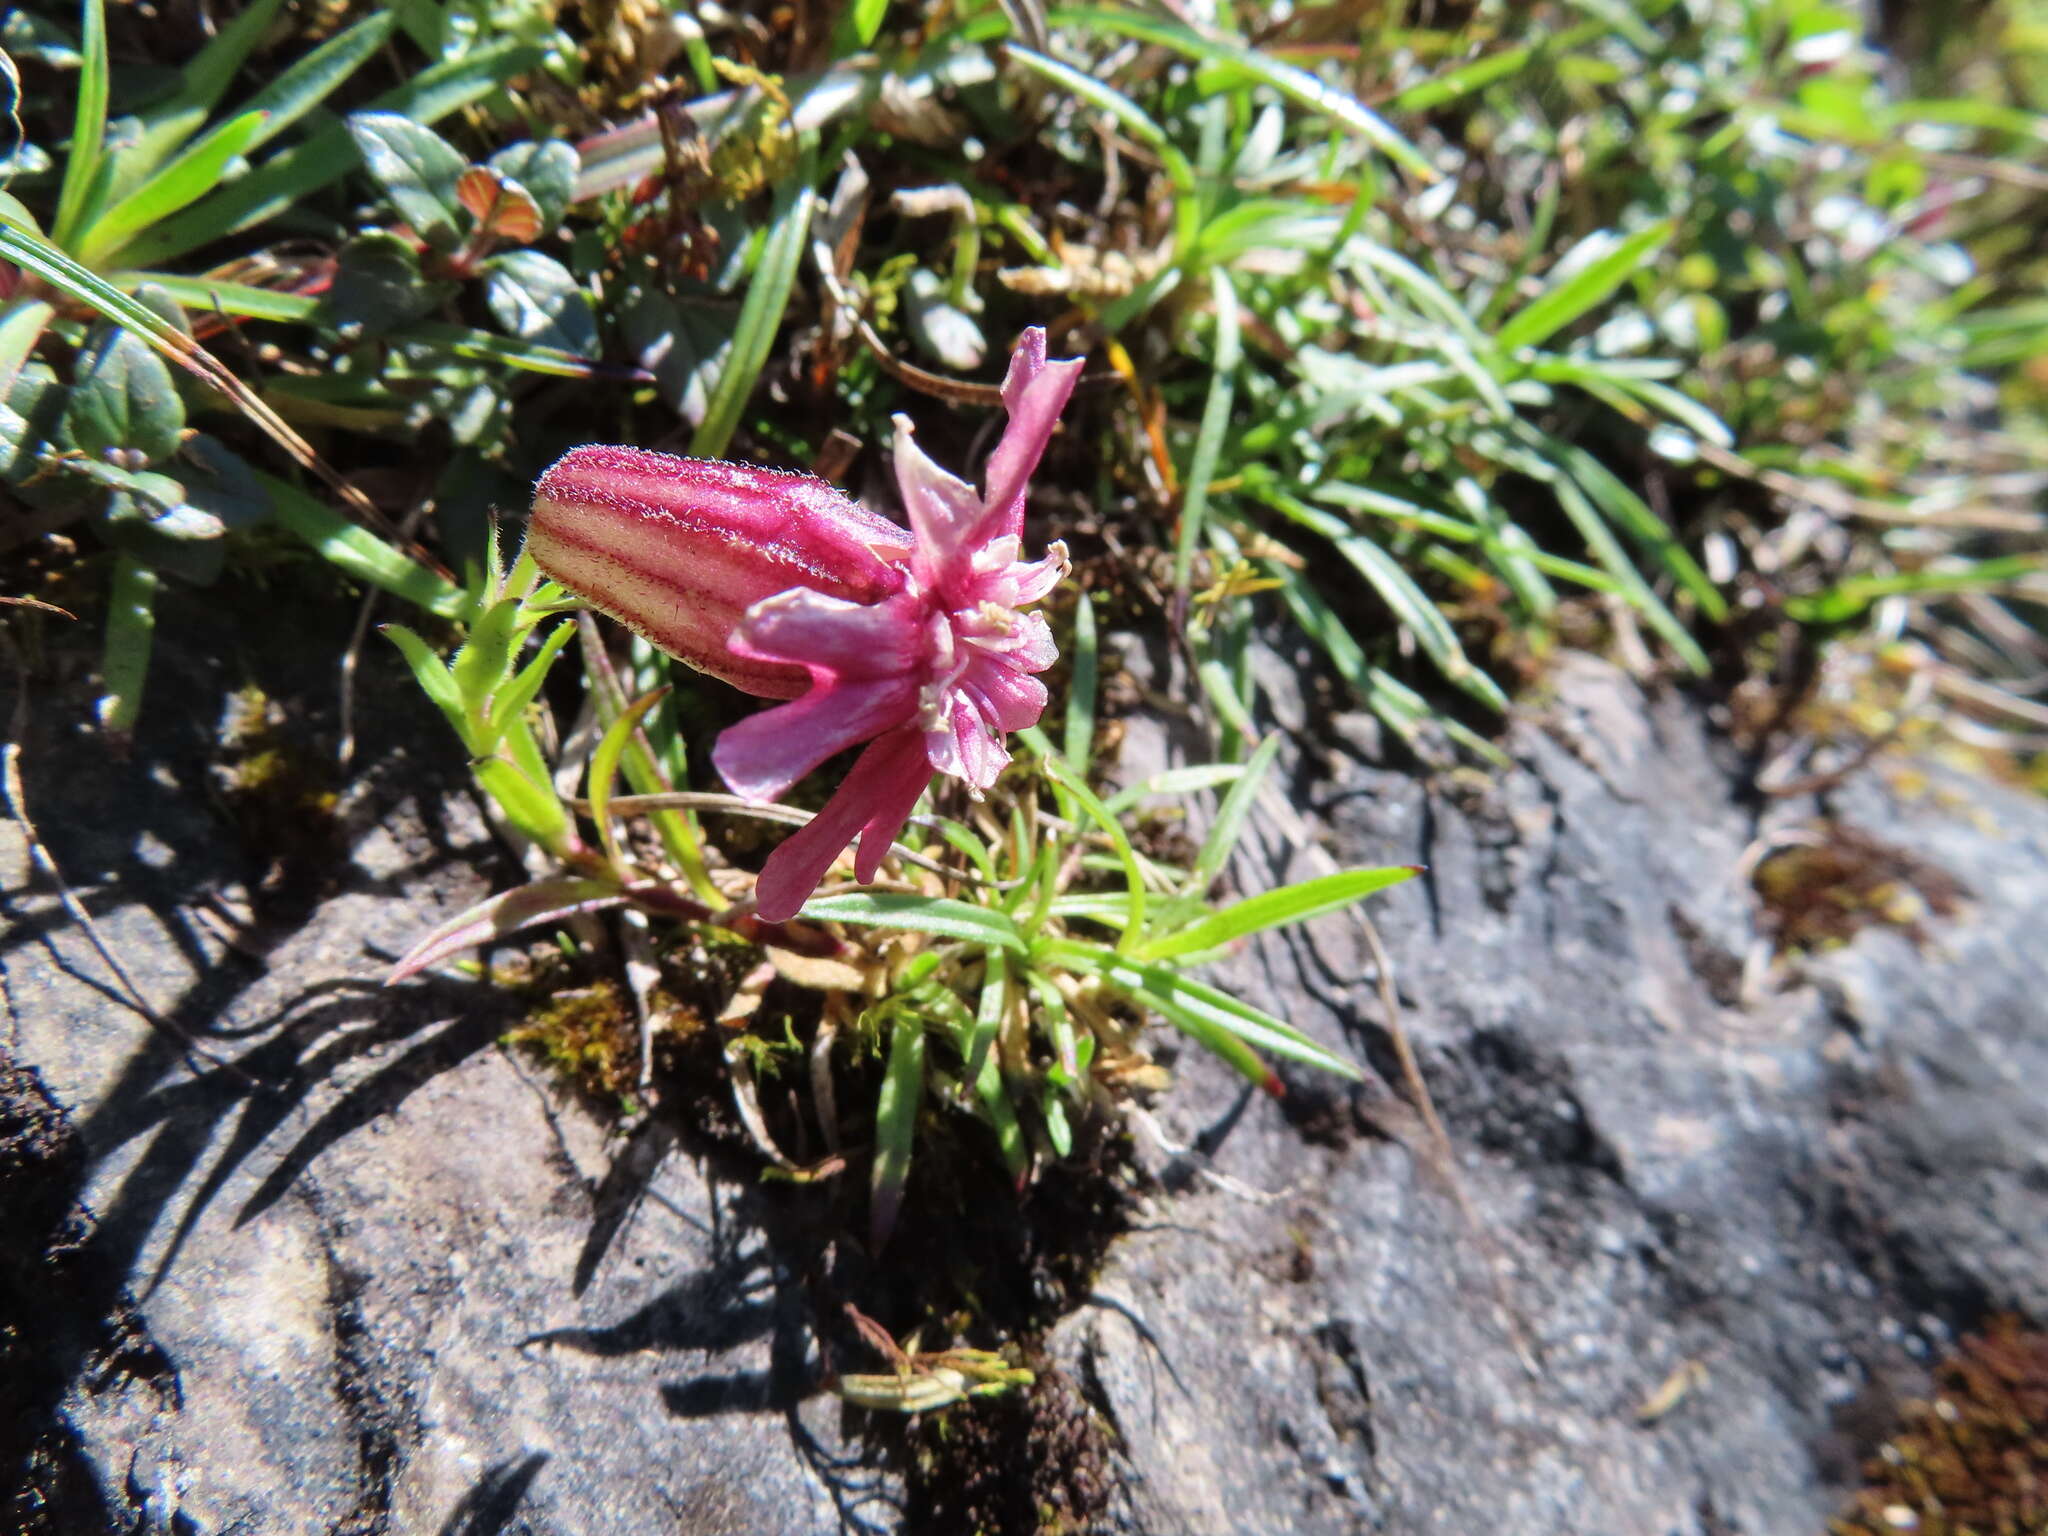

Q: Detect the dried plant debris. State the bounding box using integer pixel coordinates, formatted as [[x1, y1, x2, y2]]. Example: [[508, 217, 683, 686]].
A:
[[1832, 1315, 2048, 1536], [1753, 823, 1967, 955]]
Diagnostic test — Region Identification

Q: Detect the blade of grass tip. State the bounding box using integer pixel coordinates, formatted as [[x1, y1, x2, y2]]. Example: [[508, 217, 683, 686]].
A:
[[127, 0, 287, 177], [120, 38, 543, 269], [690, 157, 815, 458], [1260, 487, 1508, 712], [1063, 592, 1098, 776], [587, 687, 670, 877], [78, 110, 271, 268], [1004, 45, 1200, 260], [1196, 656, 1259, 752], [870, 1013, 925, 1249], [1140, 865, 1421, 961], [1050, 6, 1435, 180], [1175, 269, 1240, 596], [1549, 473, 1709, 674], [257, 472, 471, 620], [52, 0, 110, 250], [95, 554, 157, 737], [1494, 220, 1673, 354], [1042, 756, 1147, 953], [1192, 732, 1280, 896]]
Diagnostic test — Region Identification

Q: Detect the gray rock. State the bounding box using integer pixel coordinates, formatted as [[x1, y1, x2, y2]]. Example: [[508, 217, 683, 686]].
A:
[[5, 609, 2044, 1534]]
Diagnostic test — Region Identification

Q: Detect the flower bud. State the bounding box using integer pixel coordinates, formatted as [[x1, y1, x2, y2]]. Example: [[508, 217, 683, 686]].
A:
[[528, 446, 911, 699]]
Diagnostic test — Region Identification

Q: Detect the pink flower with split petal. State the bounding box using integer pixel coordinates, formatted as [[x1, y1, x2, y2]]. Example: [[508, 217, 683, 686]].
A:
[[528, 327, 1083, 922]]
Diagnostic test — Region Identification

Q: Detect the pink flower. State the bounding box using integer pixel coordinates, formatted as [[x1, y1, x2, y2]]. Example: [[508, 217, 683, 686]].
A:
[[528, 328, 1083, 922]]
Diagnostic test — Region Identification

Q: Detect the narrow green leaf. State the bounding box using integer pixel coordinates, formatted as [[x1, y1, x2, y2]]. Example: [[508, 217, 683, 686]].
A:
[[95, 552, 156, 736], [1192, 733, 1280, 895], [53, 0, 109, 249], [380, 624, 469, 743], [231, 11, 398, 158], [965, 949, 1008, 1088], [1261, 488, 1508, 712], [121, 39, 541, 268], [126, 0, 286, 179], [1005, 44, 1195, 202], [1139, 866, 1420, 962], [1392, 43, 1537, 112], [1063, 593, 1098, 776], [1176, 269, 1240, 592], [689, 161, 814, 457], [1102, 763, 1247, 816], [484, 618, 574, 748], [1042, 756, 1146, 952], [257, 471, 471, 620], [800, 891, 1028, 952], [1050, 7, 1434, 179], [871, 1013, 926, 1249], [79, 110, 269, 267], [588, 687, 668, 875], [1784, 555, 2048, 626], [1544, 436, 1726, 620], [1096, 952, 1362, 1080], [1496, 220, 1673, 352]]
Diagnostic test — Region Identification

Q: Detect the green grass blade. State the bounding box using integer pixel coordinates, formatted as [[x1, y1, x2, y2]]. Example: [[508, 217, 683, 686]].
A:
[[1495, 220, 1673, 353], [689, 159, 815, 457], [1261, 487, 1508, 712], [1100, 953, 1362, 1079], [1192, 732, 1280, 896], [52, 0, 110, 249], [1042, 756, 1146, 953], [230, 10, 398, 158], [256, 471, 472, 620], [79, 110, 269, 267], [1063, 592, 1098, 775], [1138, 866, 1420, 962], [1544, 436, 1726, 620], [1391, 42, 1537, 112], [1176, 268, 1239, 592], [1784, 555, 2048, 626], [120, 39, 542, 269], [799, 892, 1028, 952], [124, 0, 286, 180], [1548, 471, 1710, 673], [1051, 7, 1434, 179], [1102, 764, 1247, 817], [587, 687, 668, 875], [95, 552, 156, 737], [870, 1012, 926, 1248]]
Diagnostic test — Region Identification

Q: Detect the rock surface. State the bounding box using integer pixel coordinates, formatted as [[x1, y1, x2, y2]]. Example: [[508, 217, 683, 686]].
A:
[[4, 598, 2044, 1534]]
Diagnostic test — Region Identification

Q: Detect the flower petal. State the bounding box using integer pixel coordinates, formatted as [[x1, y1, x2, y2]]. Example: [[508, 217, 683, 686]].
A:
[[892, 415, 984, 594], [713, 675, 919, 802], [753, 727, 931, 921], [980, 328, 1085, 542], [728, 589, 924, 678]]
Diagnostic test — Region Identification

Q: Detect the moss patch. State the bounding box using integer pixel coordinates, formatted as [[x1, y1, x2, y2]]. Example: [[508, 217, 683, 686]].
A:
[[1832, 1315, 2048, 1536]]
